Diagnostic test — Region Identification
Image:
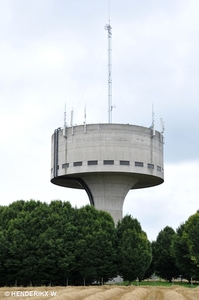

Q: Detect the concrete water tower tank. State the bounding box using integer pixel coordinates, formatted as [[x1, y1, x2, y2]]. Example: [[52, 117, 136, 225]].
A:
[[51, 123, 164, 224]]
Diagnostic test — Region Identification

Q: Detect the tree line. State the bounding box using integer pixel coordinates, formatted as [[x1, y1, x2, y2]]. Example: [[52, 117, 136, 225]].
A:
[[149, 210, 199, 282], [0, 200, 198, 286], [0, 200, 151, 286]]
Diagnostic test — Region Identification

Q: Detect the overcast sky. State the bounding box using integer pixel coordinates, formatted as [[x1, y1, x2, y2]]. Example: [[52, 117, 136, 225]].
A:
[[0, 0, 199, 240]]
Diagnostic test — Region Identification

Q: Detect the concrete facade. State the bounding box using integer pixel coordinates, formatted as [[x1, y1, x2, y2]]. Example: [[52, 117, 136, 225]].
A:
[[51, 123, 164, 224]]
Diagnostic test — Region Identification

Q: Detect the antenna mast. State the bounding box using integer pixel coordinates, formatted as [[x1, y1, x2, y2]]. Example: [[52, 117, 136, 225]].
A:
[[152, 103, 155, 136], [105, 18, 112, 123], [63, 103, 67, 137], [64, 103, 67, 128]]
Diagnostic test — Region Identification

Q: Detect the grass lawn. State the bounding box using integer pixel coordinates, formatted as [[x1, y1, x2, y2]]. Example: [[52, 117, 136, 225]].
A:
[[119, 280, 197, 288]]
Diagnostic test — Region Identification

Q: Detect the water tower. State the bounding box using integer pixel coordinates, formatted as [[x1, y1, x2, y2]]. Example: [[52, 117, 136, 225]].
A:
[[50, 22, 164, 224]]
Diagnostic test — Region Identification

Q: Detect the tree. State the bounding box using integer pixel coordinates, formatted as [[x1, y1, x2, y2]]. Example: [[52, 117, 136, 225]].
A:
[[0, 229, 11, 286], [172, 211, 199, 281], [0, 200, 155, 286], [0, 200, 118, 286], [0, 200, 76, 286], [153, 226, 179, 281], [116, 215, 152, 282], [184, 212, 199, 271], [144, 241, 156, 279], [72, 205, 117, 285]]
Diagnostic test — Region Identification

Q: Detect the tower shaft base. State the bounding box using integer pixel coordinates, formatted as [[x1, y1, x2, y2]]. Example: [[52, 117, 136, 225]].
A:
[[81, 173, 138, 224]]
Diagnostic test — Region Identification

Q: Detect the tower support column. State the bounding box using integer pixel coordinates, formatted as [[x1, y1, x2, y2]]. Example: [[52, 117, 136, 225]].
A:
[[81, 173, 138, 224]]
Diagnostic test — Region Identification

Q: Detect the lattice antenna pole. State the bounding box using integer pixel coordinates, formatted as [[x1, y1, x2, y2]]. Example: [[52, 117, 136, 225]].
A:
[[152, 103, 155, 136], [105, 21, 112, 123], [63, 103, 67, 137]]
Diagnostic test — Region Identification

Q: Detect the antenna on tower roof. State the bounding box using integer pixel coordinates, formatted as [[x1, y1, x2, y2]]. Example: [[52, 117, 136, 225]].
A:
[[161, 118, 165, 134], [70, 109, 74, 135], [151, 103, 155, 136], [84, 106, 87, 133], [63, 103, 67, 137], [160, 118, 165, 144], [64, 103, 67, 128], [105, 1, 112, 123]]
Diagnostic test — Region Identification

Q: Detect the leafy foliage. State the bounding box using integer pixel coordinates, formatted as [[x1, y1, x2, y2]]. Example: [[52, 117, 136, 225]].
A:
[[5, 200, 199, 286], [0, 200, 77, 286], [172, 211, 199, 280], [72, 205, 117, 285], [152, 226, 180, 281], [0, 200, 119, 286], [116, 215, 152, 281]]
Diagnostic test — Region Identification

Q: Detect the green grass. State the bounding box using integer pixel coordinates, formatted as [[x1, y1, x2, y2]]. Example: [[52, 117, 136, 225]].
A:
[[118, 280, 198, 288]]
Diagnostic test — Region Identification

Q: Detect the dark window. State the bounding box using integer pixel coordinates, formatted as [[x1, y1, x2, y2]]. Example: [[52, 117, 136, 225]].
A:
[[103, 160, 114, 165], [120, 160, 130, 166], [148, 163, 154, 169], [135, 161, 143, 167], [73, 161, 82, 167], [62, 163, 69, 168], [88, 160, 98, 165], [157, 166, 161, 171]]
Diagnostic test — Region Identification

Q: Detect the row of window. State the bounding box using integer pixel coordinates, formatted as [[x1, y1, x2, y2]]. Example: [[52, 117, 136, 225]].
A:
[[62, 160, 162, 171]]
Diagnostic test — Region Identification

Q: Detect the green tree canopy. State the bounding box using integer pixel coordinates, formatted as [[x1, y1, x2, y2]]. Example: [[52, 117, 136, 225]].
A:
[[153, 226, 180, 281], [116, 215, 152, 282], [0, 200, 118, 286], [0, 200, 76, 286], [172, 211, 199, 280], [143, 241, 156, 279], [72, 205, 117, 285]]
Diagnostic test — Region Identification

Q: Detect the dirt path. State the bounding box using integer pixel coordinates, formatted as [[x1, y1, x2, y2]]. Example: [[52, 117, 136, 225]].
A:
[[0, 285, 199, 300]]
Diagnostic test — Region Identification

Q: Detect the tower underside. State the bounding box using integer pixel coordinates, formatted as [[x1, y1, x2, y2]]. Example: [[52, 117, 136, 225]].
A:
[[51, 123, 164, 224]]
